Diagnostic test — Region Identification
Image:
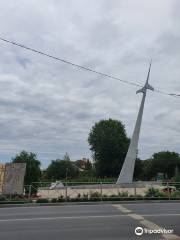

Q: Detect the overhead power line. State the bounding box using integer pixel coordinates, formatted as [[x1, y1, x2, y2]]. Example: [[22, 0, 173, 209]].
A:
[[0, 36, 179, 98], [155, 89, 180, 98], [0, 37, 141, 88]]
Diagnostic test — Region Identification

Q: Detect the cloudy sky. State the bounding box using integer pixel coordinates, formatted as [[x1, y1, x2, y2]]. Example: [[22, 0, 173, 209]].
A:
[[0, 0, 179, 167]]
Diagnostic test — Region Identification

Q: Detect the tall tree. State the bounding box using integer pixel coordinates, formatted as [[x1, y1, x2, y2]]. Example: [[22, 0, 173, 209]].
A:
[[141, 159, 154, 180], [88, 119, 130, 177], [151, 151, 180, 179], [133, 158, 143, 180], [12, 151, 41, 186], [139, 151, 180, 180], [174, 167, 180, 182]]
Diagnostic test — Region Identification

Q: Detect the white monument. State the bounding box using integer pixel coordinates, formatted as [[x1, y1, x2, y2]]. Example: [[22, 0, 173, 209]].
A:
[[117, 62, 154, 184]]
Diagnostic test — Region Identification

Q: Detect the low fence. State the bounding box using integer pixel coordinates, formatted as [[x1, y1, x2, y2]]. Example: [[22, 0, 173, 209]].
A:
[[27, 181, 180, 201]]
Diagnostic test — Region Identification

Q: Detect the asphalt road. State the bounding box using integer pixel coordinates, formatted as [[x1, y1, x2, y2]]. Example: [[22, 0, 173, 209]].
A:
[[0, 203, 179, 240]]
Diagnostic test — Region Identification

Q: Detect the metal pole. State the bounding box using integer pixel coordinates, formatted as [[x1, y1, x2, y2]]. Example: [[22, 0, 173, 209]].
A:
[[151, 183, 153, 198], [134, 185, 137, 197], [66, 168, 68, 183], [100, 182, 103, 201], [28, 185, 32, 198], [167, 182, 170, 200], [65, 168, 68, 202]]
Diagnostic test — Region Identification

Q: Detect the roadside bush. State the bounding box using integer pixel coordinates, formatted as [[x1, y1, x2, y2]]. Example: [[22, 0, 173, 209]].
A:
[[108, 194, 120, 201], [129, 194, 144, 200], [118, 191, 129, 197], [70, 194, 81, 202], [70, 193, 89, 202], [80, 193, 89, 202], [145, 188, 167, 198], [36, 198, 49, 203], [102, 194, 127, 201], [77, 193, 81, 198], [171, 191, 180, 198], [10, 195, 26, 201], [0, 195, 7, 201], [89, 191, 101, 201], [57, 195, 65, 202]]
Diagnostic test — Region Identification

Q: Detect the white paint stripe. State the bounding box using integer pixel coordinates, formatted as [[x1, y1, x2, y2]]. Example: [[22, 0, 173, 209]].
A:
[[122, 202, 180, 205], [128, 214, 144, 220], [0, 205, 103, 210], [112, 204, 131, 213], [0, 214, 128, 222], [140, 219, 180, 240], [0, 212, 179, 223], [140, 219, 162, 230], [163, 234, 180, 240], [112, 204, 180, 240], [142, 213, 180, 217]]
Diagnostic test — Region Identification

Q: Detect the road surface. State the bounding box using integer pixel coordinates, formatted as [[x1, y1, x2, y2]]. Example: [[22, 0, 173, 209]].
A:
[[0, 202, 179, 239]]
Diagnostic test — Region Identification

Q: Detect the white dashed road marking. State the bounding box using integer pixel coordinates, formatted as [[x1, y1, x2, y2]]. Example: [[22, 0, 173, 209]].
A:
[[113, 204, 180, 240], [113, 204, 132, 213], [0, 214, 130, 223]]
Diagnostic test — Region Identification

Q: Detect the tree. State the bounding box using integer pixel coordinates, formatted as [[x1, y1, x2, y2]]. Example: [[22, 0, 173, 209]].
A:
[[88, 119, 130, 177], [139, 151, 180, 181], [12, 151, 41, 186], [151, 151, 180, 179], [141, 159, 154, 180], [133, 158, 143, 180], [63, 152, 71, 161], [174, 167, 180, 183], [46, 154, 79, 180]]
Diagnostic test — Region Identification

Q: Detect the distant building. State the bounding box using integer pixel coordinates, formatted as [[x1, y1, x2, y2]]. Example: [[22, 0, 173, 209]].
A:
[[74, 158, 91, 171]]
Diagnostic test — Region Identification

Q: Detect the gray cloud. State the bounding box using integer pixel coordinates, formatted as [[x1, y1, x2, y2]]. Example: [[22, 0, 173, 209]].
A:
[[0, 0, 179, 167]]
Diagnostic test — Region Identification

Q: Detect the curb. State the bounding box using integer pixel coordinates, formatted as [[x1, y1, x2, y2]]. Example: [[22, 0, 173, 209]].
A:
[[0, 200, 180, 208]]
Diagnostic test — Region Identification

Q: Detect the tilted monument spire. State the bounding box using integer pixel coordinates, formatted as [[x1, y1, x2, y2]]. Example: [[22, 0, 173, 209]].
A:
[[117, 62, 154, 184]]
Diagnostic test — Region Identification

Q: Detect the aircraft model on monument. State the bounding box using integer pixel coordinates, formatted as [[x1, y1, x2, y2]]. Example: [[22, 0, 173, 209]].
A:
[[117, 61, 154, 184]]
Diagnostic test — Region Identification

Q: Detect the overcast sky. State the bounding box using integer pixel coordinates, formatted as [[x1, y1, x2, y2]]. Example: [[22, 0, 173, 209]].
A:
[[0, 0, 179, 167]]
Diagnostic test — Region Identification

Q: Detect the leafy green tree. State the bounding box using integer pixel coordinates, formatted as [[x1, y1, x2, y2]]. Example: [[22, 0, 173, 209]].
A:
[[88, 119, 130, 177], [141, 159, 154, 180], [46, 154, 79, 180], [12, 151, 41, 186], [173, 167, 180, 190], [151, 151, 180, 179], [12, 151, 41, 194], [140, 151, 180, 181], [174, 167, 180, 182], [133, 158, 143, 180]]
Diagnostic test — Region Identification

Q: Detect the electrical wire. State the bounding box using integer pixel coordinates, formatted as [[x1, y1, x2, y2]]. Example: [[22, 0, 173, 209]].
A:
[[0, 37, 141, 88], [0, 36, 179, 99]]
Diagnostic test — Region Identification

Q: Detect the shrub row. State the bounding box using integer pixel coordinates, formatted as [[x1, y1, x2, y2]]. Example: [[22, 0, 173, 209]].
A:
[[35, 189, 180, 203], [1, 188, 180, 204]]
